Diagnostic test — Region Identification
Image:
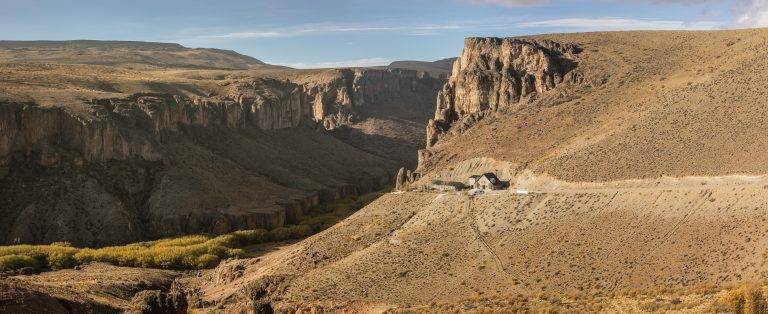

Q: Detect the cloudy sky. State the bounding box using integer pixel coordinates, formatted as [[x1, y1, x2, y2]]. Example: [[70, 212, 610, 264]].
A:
[[0, 0, 766, 68]]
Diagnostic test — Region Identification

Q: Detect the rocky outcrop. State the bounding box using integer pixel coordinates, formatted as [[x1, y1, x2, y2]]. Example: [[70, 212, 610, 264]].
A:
[[0, 68, 443, 246], [300, 68, 444, 130], [394, 167, 420, 191], [1, 79, 310, 168], [426, 38, 581, 148], [129, 289, 188, 314]]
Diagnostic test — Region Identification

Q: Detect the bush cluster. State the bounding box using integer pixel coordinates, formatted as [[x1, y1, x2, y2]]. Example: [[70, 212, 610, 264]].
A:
[[0, 224, 316, 272], [715, 284, 768, 314], [0, 189, 386, 272]]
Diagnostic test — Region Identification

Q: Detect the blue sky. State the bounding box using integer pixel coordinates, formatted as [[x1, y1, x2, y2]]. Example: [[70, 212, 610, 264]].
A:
[[0, 0, 766, 68]]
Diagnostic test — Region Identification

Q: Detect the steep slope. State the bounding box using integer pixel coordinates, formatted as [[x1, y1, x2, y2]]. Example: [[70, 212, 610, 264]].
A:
[[0, 40, 277, 70], [421, 29, 768, 183]]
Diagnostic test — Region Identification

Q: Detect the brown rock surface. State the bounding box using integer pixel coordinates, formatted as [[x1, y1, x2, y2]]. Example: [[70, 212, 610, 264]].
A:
[[0, 41, 442, 246], [187, 176, 768, 311], [5, 263, 180, 313], [421, 29, 768, 181]]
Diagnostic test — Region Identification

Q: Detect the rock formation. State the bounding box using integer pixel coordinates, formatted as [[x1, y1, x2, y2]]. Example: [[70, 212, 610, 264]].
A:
[[426, 38, 581, 148], [394, 167, 419, 191], [0, 69, 441, 246], [299, 68, 443, 130]]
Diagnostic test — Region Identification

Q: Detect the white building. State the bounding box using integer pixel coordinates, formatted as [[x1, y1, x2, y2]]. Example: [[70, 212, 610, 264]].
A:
[[467, 173, 504, 190]]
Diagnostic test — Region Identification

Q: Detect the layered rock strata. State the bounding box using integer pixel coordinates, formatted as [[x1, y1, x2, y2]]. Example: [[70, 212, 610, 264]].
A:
[[0, 69, 441, 246], [300, 69, 443, 130], [426, 38, 581, 148]]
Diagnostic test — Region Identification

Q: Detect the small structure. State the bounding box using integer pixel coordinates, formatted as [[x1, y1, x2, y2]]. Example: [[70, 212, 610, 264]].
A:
[[428, 180, 466, 192], [467, 173, 504, 190]]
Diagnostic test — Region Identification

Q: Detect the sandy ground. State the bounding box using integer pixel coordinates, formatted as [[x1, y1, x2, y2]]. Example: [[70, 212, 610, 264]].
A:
[[181, 173, 768, 312]]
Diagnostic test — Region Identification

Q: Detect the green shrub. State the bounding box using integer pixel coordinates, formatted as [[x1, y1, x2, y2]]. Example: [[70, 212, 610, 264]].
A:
[[47, 251, 76, 269], [0, 187, 387, 271], [0, 254, 38, 271], [232, 229, 269, 245]]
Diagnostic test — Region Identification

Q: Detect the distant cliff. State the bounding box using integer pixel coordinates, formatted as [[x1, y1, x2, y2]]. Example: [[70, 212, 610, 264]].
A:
[[0, 68, 441, 246], [300, 68, 443, 130]]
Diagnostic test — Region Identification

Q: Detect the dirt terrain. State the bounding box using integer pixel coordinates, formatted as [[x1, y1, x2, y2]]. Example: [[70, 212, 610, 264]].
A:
[[176, 29, 768, 311], [422, 29, 768, 183], [182, 175, 768, 312], [2, 263, 182, 313], [4, 29, 768, 312]]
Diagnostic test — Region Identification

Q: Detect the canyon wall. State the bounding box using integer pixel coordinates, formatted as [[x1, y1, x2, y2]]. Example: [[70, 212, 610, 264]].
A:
[[426, 38, 581, 148], [0, 69, 440, 246], [300, 68, 443, 129]]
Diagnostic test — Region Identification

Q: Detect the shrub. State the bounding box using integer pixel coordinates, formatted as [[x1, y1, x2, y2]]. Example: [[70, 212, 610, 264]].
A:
[[196, 254, 220, 268], [717, 285, 768, 314], [232, 229, 269, 245], [0, 254, 38, 271], [0, 187, 387, 272], [47, 251, 76, 269]]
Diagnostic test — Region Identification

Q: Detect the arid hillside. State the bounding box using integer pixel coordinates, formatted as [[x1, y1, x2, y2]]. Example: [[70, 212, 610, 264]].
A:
[[186, 175, 768, 312], [421, 29, 768, 183], [173, 29, 768, 312], [5, 30, 768, 313], [0, 41, 442, 246]]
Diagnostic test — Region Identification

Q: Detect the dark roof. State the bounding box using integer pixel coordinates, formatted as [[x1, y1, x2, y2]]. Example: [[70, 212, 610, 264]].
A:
[[480, 173, 503, 186]]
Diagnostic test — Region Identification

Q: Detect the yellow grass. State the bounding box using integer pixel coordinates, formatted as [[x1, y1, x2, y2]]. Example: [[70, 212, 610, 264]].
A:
[[0, 189, 386, 272]]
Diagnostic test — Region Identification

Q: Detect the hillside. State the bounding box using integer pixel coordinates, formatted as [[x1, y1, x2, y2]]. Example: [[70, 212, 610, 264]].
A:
[[6, 29, 768, 313], [387, 58, 456, 77], [174, 29, 768, 312], [186, 176, 768, 312], [421, 29, 768, 183], [0, 40, 277, 70]]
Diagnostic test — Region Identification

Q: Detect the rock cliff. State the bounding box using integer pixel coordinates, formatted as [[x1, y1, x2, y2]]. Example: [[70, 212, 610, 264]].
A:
[[0, 68, 445, 246], [299, 68, 443, 130], [426, 38, 581, 148]]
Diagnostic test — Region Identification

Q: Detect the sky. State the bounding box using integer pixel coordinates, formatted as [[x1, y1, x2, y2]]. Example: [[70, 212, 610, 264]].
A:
[[0, 0, 766, 68]]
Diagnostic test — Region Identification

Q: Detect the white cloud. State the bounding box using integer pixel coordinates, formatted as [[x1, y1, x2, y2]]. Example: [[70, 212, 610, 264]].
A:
[[735, 0, 768, 27], [206, 23, 463, 39], [517, 17, 722, 30], [273, 58, 392, 69]]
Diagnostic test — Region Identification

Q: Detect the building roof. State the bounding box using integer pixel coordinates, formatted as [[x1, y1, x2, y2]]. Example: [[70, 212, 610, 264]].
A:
[[479, 173, 503, 186]]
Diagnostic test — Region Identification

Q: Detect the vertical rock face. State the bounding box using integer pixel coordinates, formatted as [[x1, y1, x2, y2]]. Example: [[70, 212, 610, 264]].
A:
[[427, 38, 581, 148], [0, 70, 442, 246], [1, 82, 310, 167], [301, 69, 444, 130]]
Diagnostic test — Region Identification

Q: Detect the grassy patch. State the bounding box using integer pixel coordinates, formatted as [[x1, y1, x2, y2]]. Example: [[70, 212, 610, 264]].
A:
[[0, 188, 387, 272]]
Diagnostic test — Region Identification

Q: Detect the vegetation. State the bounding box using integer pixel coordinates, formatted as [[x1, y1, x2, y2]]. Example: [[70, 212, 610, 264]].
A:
[[713, 284, 768, 314], [0, 189, 386, 272]]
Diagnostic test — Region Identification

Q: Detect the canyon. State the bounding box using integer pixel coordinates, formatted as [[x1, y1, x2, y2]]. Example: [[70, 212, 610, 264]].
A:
[[0, 41, 444, 246], [5, 28, 768, 313]]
